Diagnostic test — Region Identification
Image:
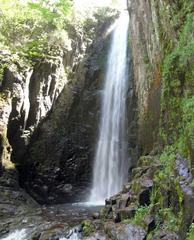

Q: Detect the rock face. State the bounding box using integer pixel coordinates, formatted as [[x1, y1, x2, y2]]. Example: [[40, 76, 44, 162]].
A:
[[128, 0, 162, 154], [20, 19, 115, 204], [91, 154, 193, 240], [4, 57, 66, 164], [0, 12, 119, 204]]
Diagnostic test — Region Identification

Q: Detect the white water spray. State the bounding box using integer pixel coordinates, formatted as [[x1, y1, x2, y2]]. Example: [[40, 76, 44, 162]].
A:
[[89, 10, 130, 204], [0, 229, 27, 240]]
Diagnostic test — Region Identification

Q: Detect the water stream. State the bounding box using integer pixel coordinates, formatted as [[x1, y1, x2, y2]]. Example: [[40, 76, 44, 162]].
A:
[[89, 10, 130, 204]]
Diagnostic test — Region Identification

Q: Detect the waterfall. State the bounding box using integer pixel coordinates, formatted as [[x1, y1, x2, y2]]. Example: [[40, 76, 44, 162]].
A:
[[89, 10, 130, 204]]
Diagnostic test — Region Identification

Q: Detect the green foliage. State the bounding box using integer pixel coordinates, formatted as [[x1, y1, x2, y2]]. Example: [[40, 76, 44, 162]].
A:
[[0, 62, 7, 84], [126, 1, 193, 238], [82, 220, 94, 237], [160, 11, 194, 164], [137, 147, 184, 235], [0, 0, 117, 63], [159, 208, 181, 232], [28, 0, 71, 29], [0, 0, 71, 59], [187, 223, 194, 240], [131, 206, 151, 227]]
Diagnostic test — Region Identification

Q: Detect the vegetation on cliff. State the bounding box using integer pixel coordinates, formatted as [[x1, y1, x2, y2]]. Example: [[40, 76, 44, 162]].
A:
[[0, 0, 72, 58], [128, 0, 194, 238], [0, 0, 117, 59]]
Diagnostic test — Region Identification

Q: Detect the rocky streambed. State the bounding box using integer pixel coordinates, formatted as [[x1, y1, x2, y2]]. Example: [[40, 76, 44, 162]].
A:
[[0, 201, 103, 240]]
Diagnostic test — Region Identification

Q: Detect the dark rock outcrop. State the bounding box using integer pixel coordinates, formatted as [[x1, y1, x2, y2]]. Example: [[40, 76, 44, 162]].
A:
[[16, 15, 118, 204]]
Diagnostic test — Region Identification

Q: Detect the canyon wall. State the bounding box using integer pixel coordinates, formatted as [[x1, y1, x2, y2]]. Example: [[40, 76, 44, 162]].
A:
[[83, 1, 193, 239], [20, 22, 111, 203], [0, 12, 119, 204], [125, 0, 194, 238], [128, 0, 161, 154]]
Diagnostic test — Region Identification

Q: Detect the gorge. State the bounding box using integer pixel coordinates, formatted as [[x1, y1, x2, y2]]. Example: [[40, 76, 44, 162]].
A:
[[0, 0, 194, 240]]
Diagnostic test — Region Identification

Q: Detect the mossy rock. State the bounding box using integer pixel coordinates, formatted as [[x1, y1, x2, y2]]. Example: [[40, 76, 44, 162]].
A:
[[82, 220, 94, 237]]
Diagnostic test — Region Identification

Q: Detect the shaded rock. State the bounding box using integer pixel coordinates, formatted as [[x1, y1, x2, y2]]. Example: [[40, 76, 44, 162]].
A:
[[84, 233, 108, 240], [152, 230, 179, 240], [116, 193, 131, 209], [62, 184, 73, 193], [139, 188, 151, 206], [104, 221, 117, 239], [92, 212, 100, 220], [138, 177, 153, 206], [115, 206, 136, 222], [142, 215, 155, 233], [122, 183, 132, 193], [19, 16, 116, 203], [106, 195, 118, 206], [100, 205, 112, 219], [38, 224, 69, 240], [175, 154, 194, 237]]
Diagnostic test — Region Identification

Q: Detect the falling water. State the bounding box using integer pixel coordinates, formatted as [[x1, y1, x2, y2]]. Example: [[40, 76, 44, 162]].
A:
[[89, 10, 130, 204]]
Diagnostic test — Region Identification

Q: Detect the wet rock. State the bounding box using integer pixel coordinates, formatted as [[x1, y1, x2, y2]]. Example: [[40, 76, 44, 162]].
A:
[[32, 184, 48, 202], [142, 215, 155, 232], [62, 184, 73, 193], [138, 177, 153, 206], [104, 221, 117, 239], [116, 206, 136, 222], [116, 193, 131, 208], [105, 222, 146, 240], [106, 195, 118, 206], [92, 212, 100, 220], [139, 188, 151, 206], [152, 230, 179, 240], [100, 205, 112, 219], [31, 222, 69, 240], [84, 233, 108, 240], [122, 183, 132, 193], [175, 154, 194, 237], [32, 233, 41, 240]]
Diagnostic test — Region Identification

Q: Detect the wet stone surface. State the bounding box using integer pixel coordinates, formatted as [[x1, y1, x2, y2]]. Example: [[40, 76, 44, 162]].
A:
[[0, 203, 103, 240]]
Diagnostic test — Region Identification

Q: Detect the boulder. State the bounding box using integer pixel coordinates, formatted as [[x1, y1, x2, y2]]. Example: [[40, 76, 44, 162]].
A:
[[105, 222, 146, 240], [152, 230, 179, 240], [115, 206, 136, 222]]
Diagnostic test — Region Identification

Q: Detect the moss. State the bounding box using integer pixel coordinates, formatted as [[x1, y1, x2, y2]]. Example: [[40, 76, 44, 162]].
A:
[[126, 1, 194, 238], [82, 220, 94, 237], [131, 179, 141, 194], [187, 223, 194, 240], [160, 12, 194, 146], [129, 146, 184, 236], [0, 62, 8, 85]]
